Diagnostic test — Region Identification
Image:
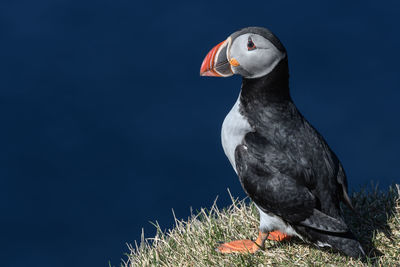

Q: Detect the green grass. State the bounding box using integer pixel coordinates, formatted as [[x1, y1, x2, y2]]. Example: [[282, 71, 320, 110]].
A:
[[123, 184, 399, 266]]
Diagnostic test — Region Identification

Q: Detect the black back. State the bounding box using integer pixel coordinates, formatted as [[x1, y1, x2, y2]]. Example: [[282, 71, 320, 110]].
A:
[[236, 58, 346, 220]]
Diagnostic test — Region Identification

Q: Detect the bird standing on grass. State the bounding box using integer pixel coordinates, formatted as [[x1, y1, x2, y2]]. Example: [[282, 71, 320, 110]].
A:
[[200, 26, 365, 259]]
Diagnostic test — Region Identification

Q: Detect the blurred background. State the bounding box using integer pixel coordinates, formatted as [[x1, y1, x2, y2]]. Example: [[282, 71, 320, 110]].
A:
[[1, 0, 399, 266]]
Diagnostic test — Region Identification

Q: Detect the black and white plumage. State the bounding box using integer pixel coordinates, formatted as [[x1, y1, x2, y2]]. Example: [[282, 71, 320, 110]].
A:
[[200, 27, 365, 259]]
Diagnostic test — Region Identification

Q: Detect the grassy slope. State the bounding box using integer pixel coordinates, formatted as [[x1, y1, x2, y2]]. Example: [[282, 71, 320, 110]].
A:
[[123, 185, 399, 267]]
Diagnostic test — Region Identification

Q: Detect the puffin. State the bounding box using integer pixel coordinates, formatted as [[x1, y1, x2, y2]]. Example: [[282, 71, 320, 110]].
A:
[[200, 26, 365, 259]]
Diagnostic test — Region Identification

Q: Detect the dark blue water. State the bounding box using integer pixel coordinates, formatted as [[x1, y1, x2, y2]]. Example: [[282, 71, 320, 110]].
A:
[[1, 1, 399, 266]]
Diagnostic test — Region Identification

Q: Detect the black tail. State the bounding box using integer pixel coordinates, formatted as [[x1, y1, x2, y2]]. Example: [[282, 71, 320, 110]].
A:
[[297, 226, 366, 259], [322, 233, 366, 260]]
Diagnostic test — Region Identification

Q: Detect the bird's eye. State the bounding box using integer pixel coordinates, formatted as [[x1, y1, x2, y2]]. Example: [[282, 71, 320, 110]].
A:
[[247, 38, 256, 51]]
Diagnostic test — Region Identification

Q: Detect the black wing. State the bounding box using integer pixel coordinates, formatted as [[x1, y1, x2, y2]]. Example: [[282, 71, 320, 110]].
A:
[[235, 132, 349, 233]]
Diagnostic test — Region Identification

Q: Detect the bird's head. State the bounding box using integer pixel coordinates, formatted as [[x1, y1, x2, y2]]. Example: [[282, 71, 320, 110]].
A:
[[200, 27, 286, 79]]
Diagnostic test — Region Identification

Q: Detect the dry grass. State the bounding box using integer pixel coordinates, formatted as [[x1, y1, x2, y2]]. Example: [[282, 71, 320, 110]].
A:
[[123, 184, 399, 267]]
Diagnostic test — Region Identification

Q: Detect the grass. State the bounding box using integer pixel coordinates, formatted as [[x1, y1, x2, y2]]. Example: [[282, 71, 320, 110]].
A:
[[123, 184, 399, 266]]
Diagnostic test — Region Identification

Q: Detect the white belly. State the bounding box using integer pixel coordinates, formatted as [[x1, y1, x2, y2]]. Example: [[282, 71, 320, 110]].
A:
[[257, 205, 301, 238], [221, 94, 253, 172]]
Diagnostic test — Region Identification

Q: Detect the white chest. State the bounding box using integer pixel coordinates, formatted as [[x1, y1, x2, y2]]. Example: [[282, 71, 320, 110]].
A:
[[221, 94, 253, 172]]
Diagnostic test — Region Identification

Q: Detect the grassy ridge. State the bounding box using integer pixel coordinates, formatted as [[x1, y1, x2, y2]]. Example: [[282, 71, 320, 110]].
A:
[[123, 185, 399, 266]]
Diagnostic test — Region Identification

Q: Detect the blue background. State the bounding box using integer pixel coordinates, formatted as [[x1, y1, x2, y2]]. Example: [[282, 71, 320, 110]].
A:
[[1, 1, 399, 266]]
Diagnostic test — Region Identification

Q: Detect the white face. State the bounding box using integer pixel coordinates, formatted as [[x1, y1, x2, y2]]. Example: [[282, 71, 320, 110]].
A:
[[228, 33, 286, 79]]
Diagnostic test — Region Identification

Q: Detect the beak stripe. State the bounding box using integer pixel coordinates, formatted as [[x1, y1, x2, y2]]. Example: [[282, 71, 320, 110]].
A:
[[200, 40, 227, 77], [200, 38, 234, 77]]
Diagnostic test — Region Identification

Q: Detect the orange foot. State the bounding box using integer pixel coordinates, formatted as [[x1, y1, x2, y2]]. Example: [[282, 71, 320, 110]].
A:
[[267, 230, 291, 241], [216, 231, 292, 254], [216, 231, 268, 254], [216, 239, 259, 254]]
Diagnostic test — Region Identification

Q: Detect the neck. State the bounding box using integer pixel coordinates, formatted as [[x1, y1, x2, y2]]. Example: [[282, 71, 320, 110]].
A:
[[240, 58, 291, 105], [239, 58, 297, 129]]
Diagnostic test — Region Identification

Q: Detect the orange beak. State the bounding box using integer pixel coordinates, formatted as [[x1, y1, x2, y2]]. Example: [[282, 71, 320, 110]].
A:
[[200, 39, 234, 77]]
